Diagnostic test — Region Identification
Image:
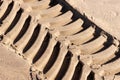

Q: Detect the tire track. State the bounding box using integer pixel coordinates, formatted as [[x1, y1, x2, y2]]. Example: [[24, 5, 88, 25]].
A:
[[0, 0, 120, 80]]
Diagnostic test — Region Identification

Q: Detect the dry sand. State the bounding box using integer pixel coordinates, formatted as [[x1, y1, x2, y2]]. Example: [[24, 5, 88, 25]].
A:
[[66, 0, 120, 40], [1, 0, 120, 80], [0, 43, 31, 80]]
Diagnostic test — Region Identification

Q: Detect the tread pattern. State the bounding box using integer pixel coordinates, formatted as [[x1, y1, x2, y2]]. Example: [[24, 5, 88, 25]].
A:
[[0, 0, 120, 80]]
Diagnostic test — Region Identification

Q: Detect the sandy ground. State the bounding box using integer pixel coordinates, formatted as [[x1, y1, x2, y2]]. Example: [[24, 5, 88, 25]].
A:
[[66, 0, 120, 40], [0, 43, 31, 80]]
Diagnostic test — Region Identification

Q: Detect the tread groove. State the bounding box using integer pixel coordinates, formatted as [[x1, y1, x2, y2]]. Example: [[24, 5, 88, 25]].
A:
[[33, 33, 50, 63], [23, 25, 40, 53], [55, 51, 72, 80], [13, 15, 31, 43], [0, 1, 14, 21], [5, 8, 23, 34]]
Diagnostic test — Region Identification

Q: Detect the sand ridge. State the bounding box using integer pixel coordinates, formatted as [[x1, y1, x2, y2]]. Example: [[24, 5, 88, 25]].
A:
[[66, 0, 120, 40], [0, 0, 120, 80]]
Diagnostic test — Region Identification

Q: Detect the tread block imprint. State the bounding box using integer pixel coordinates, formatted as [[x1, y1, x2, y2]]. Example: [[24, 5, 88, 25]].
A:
[[0, 0, 120, 80]]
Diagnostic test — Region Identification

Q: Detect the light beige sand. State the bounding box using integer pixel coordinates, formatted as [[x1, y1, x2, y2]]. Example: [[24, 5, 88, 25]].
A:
[[1, 0, 120, 80], [0, 43, 31, 80], [66, 0, 120, 40]]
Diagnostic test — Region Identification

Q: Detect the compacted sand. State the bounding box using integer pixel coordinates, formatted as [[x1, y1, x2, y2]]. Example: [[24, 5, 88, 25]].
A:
[[66, 0, 120, 40], [0, 44, 31, 80], [0, 0, 120, 80]]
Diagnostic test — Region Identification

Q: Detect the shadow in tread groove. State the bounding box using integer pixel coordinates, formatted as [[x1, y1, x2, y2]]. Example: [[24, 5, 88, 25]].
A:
[[87, 71, 95, 80], [50, 0, 59, 7], [33, 33, 50, 63], [0, 1, 14, 21], [23, 25, 40, 53], [72, 61, 83, 80], [83, 26, 101, 44], [43, 42, 60, 74], [103, 49, 120, 65], [55, 51, 72, 80], [13, 15, 31, 44], [0, 1, 3, 6], [5, 8, 23, 34], [94, 36, 113, 54]]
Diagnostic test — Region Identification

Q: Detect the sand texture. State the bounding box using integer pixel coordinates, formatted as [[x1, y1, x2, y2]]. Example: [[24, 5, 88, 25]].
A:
[[0, 44, 31, 80], [66, 0, 120, 40], [0, 0, 120, 80]]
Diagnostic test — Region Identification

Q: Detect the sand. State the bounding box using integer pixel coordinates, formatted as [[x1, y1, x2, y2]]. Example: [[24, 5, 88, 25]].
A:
[[0, 0, 120, 80], [66, 0, 120, 40], [0, 43, 31, 80]]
